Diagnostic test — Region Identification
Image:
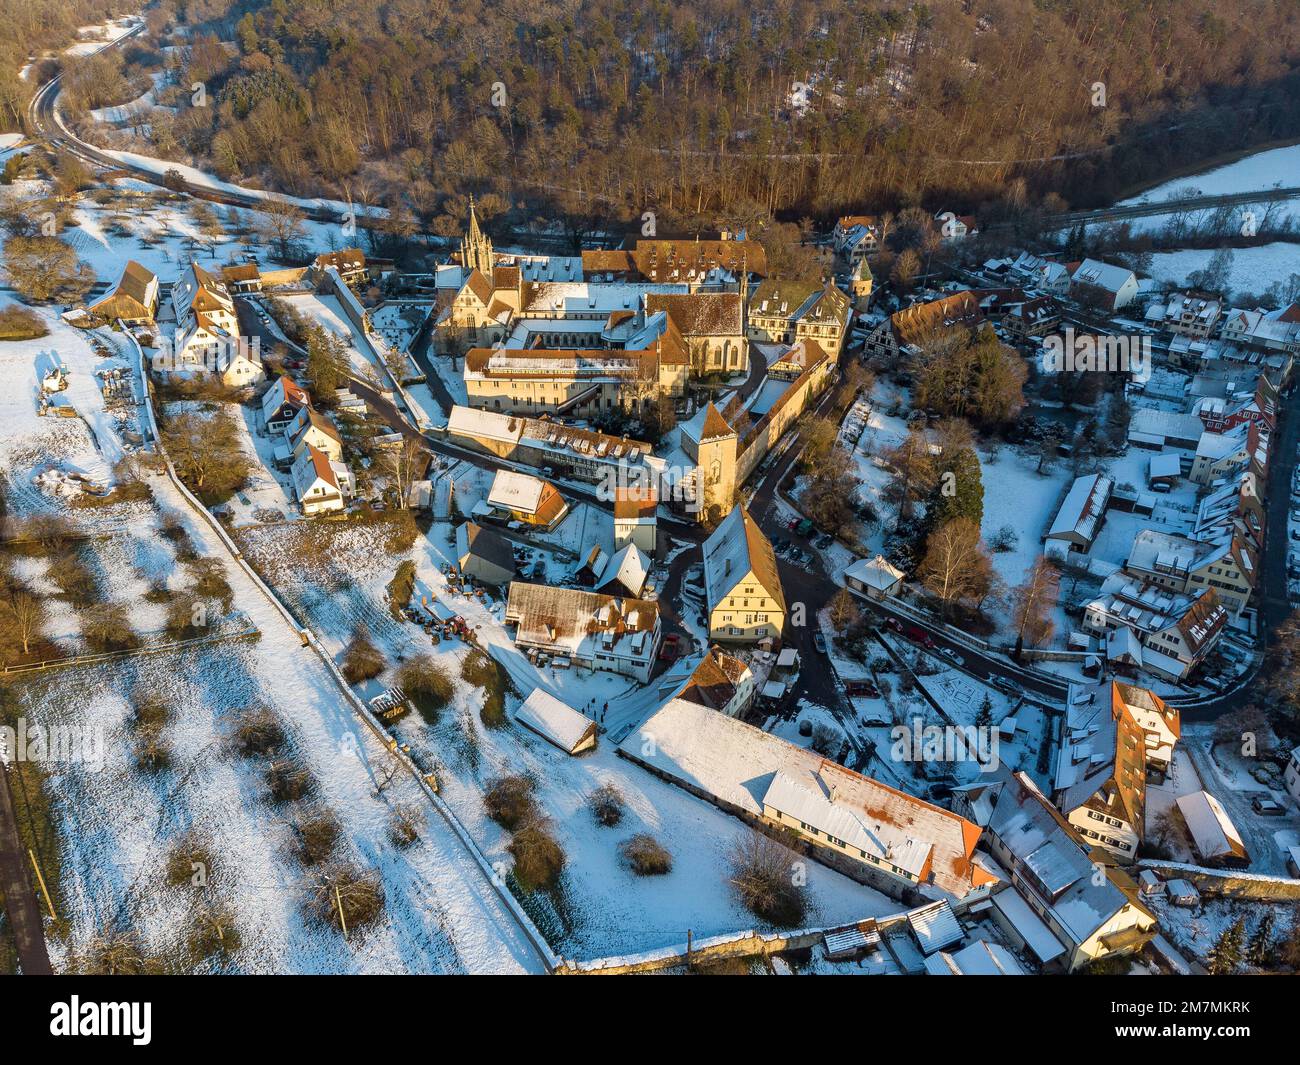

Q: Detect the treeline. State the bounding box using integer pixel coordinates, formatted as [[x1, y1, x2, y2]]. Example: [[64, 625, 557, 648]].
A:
[[62, 0, 1300, 238]]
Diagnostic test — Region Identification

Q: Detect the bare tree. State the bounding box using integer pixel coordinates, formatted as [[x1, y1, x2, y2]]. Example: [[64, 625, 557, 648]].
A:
[[916, 517, 992, 615], [1010, 556, 1060, 658]]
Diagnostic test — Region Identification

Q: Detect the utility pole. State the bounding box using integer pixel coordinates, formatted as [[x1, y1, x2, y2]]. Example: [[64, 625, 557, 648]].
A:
[[29, 848, 56, 919]]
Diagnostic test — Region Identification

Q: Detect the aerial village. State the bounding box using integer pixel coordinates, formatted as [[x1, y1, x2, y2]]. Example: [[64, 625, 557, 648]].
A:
[[2, 26, 1300, 978]]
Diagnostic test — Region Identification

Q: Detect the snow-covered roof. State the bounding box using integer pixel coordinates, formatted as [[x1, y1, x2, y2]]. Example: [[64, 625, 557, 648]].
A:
[[845, 554, 906, 591], [990, 886, 1067, 963], [702, 506, 784, 611], [1071, 258, 1136, 294], [1176, 790, 1248, 863], [923, 939, 1026, 975], [988, 772, 1150, 950], [488, 469, 551, 515], [906, 899, 964, 955], [622, 698, 990, 898], [514, 688, 596, 754], [1148, 452, 1182, 480], [595, 542, 650, 597], [1046, 473, 1113, 544]]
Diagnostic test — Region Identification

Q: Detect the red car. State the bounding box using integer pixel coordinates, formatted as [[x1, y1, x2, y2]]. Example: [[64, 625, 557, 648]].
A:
[[887, 617, 935, 649], [658, 633, 681, 662]]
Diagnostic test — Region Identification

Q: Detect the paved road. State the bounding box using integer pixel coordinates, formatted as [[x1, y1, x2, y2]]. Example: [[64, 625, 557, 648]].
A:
[[0, 761, 53, 975]]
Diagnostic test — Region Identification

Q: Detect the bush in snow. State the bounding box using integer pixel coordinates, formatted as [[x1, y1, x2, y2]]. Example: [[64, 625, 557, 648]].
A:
[[397, 655, 453, 722], [589, 783, 625, 827], [387, 802, 424, 848], [386, 560, 416, 621], [508, 823, 565, 892], [621, 834, 673, 876], [293, 807, 342, 866], [728, 830, 808, 928], [310, 863, 385, 934], [461, 650, 509, 728], [165, 833, 217, 889], [266, 759, 316, 805], [341, 629, 387, 685], [82, 602, 139, 653], [484, 775, 536, 830], [187, 903, 242, 965], [229, 706, 286, 758]]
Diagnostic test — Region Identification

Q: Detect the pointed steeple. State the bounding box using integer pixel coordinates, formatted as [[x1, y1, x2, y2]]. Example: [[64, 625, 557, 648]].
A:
[[460, 195, 494, 280]]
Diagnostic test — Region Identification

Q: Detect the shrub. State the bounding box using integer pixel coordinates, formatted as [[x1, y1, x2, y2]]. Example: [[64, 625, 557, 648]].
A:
[[484, 775, 535, 830], [508, 824, 565, 892], [293, 808, 342, 866], [81, 602, 138, 653], [164, 594, 206, 638], [728, 830, 808, 927], [589, 783, 624, 827], [187, 904, 242, 963], [310, 863, 385, 933], [188, 558, 232, 610], [131, 689, 172, 731], [388, 802, 423, 847], [47, 549, 100, 605], [165, 833, 216, 888], [341, 629, 387, 685], [462, 650, 508, 728], [134, 723, 171, 773], [386, 559, 416, 621], [266, 759, 315, 804], [0, 305, 48, 341], [230, 706, 285, 758], [397, 655, 454, 723], [621, 833, 673, 876]]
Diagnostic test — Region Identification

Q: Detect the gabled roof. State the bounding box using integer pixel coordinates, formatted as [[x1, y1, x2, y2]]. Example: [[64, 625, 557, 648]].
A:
[[678, 645, 753, 710], [702, 505, 785, 613], [622, 697, 992, 899], [515, 688, 596, 755], [455, 521, 515, 575], [643, 292, 744, 336]]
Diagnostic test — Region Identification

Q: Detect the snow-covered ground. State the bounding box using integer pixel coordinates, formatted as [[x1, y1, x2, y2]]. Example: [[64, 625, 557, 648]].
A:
[[1122, 145, 1300, 204], [1144, 243, 1300, 298], [230, 519, 902, 957]]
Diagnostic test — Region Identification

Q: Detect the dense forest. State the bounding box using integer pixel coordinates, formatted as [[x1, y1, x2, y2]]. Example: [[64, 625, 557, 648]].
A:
[[47, 0, 1300, 238], [0, 0, 129, 128]]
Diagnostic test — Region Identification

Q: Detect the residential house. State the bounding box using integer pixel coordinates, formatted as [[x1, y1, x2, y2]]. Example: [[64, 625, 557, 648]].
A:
[[485, 470, 568, 530], [1220, 303, 1300, 355], [213, 336, 264, 388], [1125, 528, 1256, 616], [261, 375, 312, 433], [1189, 426, 1250, 486], [504, 583, 661, 683], [454, 521, 516, 586], [1003, 296, 1061, 339], [1053, 680, 1149, 861], [674, 645, 756, 718], [1082, 577, 1227, 683], [956, 771, 1157, 972], [1144, 291, 1222, 338], [312, 248, 368, 287], [747, 279, 851, 356], [613, 485, 657, 555], [702, 505, 785, 643], [88, 260, 158, 323], [832, 215, 880, 265], [622, 697, 997, 902], [863, 290, 982, 364], [291, 444, 347, 515], [220, 262, 263, 293], [286, 406, 343, 462], [844, 555, 906, 601], [171, 261, 238, 334], [1069, 259, 1140, 311]]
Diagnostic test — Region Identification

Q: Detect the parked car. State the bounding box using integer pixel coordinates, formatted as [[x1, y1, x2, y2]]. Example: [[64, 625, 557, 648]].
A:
[[938, 646, 964, 667], [887, 617, 935, 649], [1251, 795, 1286, 816], [657, 633, 681, 663], [815, 534, 835, 550], [844, 680, 881, 699], [813, 632, 827, 654], [795, 518, 815, 537]]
